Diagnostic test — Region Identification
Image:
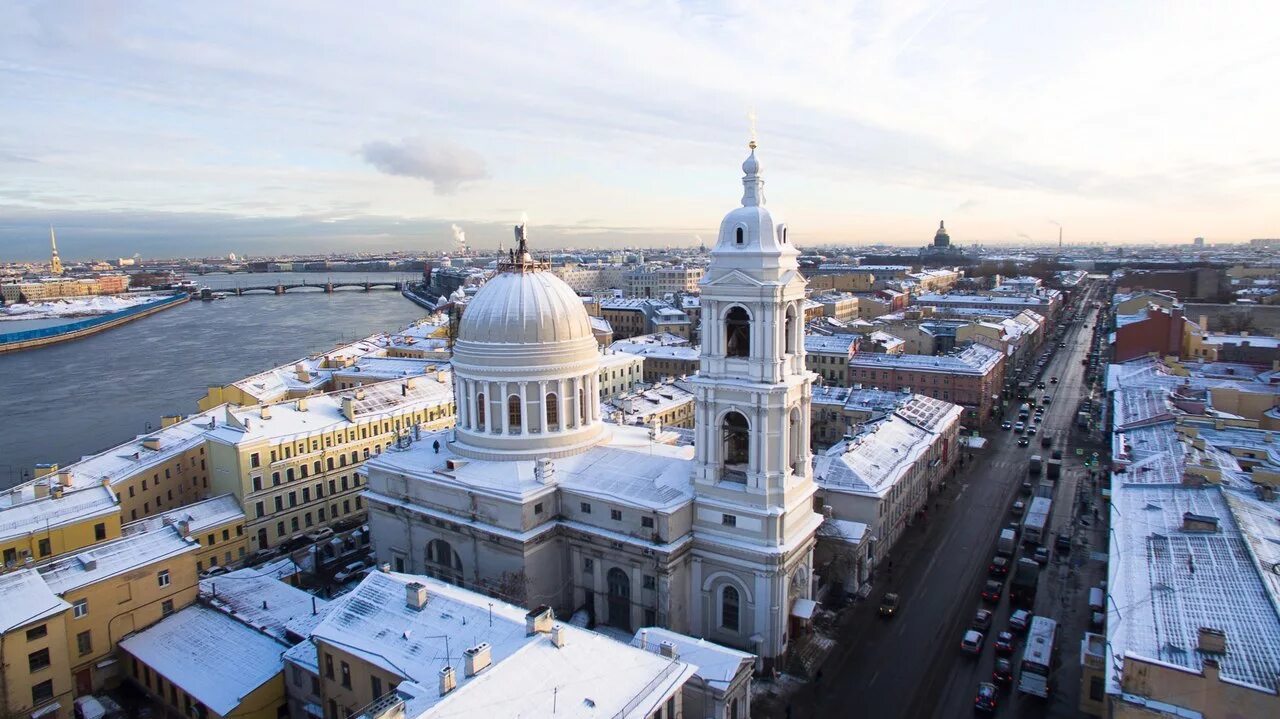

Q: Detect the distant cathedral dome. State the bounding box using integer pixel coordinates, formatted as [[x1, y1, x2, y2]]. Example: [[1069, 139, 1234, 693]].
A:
[[934, 220, 951, 248], [450, 225, 605, 461]]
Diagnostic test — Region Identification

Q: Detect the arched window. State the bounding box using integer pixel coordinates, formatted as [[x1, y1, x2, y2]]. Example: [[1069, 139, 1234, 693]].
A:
[[607, 568, 631, 632], [721, 585, 740, 632], [545, 393, 559, 431], [789, 407, 804, 475], [476, 393, 486, 430], [721, 411, 750, 483], [725, 306, 751, 358], [507, 395, 522, 433], [425, 538, 464, 585], [579, 387, 587, 424], [735, 227, 744, 245], [729, 698, 740, 719], [784, 305, 797, 355]]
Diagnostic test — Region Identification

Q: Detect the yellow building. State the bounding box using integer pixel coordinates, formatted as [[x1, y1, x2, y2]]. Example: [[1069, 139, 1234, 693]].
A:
[[1, 483, 121, 570], [0, 525, 200, 718], [205, 376, 455, 553], [121, 605, 287, 719], [122, 494, 247, 574]]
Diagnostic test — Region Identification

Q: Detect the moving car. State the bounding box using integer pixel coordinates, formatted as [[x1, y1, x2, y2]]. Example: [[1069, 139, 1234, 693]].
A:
[[988, 557, 1010, 577], [961, 630, 985, 655], [878, 592, 900, 618], [1011, 500, 1026, 516], [1018, 436, 1030, 447], [994, 631, 1016, 656], [992, 658, 1014, 688], [1014, 421, 1025, 433], [972, 608, 994, 631], [1009, 609, 1032, 632], [1033, 546, 1051, 565], [974, 682, 998, 712], [1001, 421, 1013, 430], [981, 580, 1003, 603], [1055, 534, 1073, 555], [1050, 376, 1059, 384]]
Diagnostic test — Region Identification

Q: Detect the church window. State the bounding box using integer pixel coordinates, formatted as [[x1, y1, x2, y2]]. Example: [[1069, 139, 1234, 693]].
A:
[[580, 502, 591, 514], [545, 393, 559, 430], [583, 557, 594, 573], [721, 513, 737, 527], [579, 388, 588, 423], [476, 393, 486, 430], [534, 502, 543, 515], [721, 585, 740, 632], [725, 306, 751, 357], [734, 227, 744, 245], [425, 538, 463, 585], [721, 412, 750, 482], [784, 305, 797, 354], [789, 407, 804, 475], [507, 395, 522, 433]]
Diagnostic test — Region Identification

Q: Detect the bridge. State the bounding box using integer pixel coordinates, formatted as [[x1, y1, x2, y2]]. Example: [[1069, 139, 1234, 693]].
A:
[[202, 281, 406, 297]]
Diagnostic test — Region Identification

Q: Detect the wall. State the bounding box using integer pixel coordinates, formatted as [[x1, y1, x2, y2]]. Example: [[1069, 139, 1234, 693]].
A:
[[1, 608, 74, 719], [1115, 655, 1280, 719]]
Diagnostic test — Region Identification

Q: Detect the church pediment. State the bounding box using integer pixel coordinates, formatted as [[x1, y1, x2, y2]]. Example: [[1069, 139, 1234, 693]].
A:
[[702, 269, 766, 287]]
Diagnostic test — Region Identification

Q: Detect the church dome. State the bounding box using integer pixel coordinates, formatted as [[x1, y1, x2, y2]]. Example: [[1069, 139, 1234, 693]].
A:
[[458, 271, 593, 345]]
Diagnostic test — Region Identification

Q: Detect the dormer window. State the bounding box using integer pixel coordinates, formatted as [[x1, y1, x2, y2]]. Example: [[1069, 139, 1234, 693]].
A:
[[735, 227, 745, 245]]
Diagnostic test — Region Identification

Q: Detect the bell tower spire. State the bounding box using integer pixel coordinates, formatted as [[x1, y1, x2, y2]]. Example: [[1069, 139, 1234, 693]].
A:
[[49, 226, 63, 276]]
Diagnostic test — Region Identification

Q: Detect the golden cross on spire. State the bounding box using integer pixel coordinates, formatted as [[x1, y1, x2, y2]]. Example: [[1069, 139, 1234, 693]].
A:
[[747, 108, 758, 150]]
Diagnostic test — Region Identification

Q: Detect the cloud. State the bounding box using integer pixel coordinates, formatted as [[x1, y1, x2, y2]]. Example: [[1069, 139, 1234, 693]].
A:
[[359, 137, 487, 194]]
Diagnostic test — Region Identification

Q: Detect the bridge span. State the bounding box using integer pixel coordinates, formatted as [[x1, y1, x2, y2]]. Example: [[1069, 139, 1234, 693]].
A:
[[201, 280, 405, 297]]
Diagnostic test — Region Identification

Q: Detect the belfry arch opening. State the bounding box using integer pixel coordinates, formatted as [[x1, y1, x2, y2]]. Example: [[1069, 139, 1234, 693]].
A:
[[725, 306, 751, 358], [721, 411, 750, 483]]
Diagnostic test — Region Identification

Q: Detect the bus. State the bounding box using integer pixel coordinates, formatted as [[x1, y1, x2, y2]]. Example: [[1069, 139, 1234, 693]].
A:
[[1017, 616, 1058, 698], [1022, 496, 1052, 545]]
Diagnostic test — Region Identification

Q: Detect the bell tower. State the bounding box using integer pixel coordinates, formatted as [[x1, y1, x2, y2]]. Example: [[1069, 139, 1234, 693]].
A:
[[687, 140, 822, 669]]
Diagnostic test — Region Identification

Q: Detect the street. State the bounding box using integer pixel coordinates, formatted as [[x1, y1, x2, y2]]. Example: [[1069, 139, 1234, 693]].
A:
[[770, 292, 1104, 719]]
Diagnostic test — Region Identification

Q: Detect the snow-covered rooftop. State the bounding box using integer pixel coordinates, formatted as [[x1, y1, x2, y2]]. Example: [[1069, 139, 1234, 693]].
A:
[[848, 342, 1002, 375], [804, 334, 858, 355], [0, 568, 71, 632], [39, 525, 197, 594], [629, 627, 753, 688], [0, 484, 118, 543], [200, 567, 329, 642], [119, 605, 286, 716], [122, 493, 243, 537], [815, 416, 936, 498]]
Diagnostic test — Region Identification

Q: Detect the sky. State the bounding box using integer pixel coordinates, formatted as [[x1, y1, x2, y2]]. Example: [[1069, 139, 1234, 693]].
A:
[[1, 1, 1278, 260]]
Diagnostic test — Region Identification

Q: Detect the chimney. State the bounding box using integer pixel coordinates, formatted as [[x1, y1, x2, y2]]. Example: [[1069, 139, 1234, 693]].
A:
[[463, 642, 492, 676], [33, 463, 58, 478], [1197, 627, 1227, 655], [658, 640, 678, 659], [438, 665, 457, 696], [365, 696, 405, 719], [342, 397, 357, 422], [525, 605, 554, 635], [551, 623, 567, 648], [355, 388, 366, 401], [260, 405, 272, 420], [176, 519, 190, 537], [296, 397, 308, 412], [638, 629, 648, 650], [57, 470, 73, 487], [1182, 512, 1219, 533], [534, 458, 556, 485], [142, 436, 162, 451], [405, 582, 428, 611], [34, 482, 49, 499]]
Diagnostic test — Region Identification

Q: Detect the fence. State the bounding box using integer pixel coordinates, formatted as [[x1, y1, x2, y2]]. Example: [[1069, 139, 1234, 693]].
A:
[[0, 294, 187, 346]]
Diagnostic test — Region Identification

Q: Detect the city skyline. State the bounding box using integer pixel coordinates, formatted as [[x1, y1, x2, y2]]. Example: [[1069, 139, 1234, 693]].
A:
[[2, 1, 1277, 260]]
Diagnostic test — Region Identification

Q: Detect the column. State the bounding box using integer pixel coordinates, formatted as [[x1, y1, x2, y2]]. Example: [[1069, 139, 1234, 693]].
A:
[[519, 382, 529, 435], [467, 380, 478, 432], [587, 374, 598, 422], [570, 377, 580, 428], [557, 378, 568, 432], [501, 382, 511, 435], [484, 381, 494, 433], [537, 380, 548, 433]]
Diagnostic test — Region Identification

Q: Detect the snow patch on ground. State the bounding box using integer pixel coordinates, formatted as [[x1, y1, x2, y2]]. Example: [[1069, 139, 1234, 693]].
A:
[[0, 294, 156, 320]]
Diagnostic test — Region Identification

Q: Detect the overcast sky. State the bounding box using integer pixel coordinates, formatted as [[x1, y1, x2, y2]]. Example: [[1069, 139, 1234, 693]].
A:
[[1, 1, 1277, 260]]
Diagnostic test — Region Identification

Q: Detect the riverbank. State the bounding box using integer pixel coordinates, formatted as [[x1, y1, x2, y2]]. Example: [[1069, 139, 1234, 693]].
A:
[[0, 293, 162, 321], [0, 294, 188, 354]]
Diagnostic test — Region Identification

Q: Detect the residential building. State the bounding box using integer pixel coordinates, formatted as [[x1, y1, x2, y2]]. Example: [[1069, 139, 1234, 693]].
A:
[[805, 334, 859, 384], [204, 376, 456, 553], [608, 333, 701, 382], [628, 264, 705, 297], [847, 343, 1005, 426], [603, 380, 696, 429], [598, 350, 645, 400], [914, 291, 1061, 321], [121, 494, 247, 574]]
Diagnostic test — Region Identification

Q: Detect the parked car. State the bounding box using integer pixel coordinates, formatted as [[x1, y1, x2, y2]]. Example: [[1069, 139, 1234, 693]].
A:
[[994, 631, 1016, 656], [1009, 609, 1032, 632], [878, 593, 900, 618], [1055, 534, 1073, 555], [1033, 546, 1051, 565], [981, 580, 1003, 603], [74, 696, 123, 719], [988, 556, 1010, 578], [961, 630, 985, 655], [1011, 500, 1026, 517], [992, 658, 1014, 688], [974, 681, 999, 712], [972, 608, 994, 631], [305, 527, 335, 542], [333, 560, 369, 583], [199, 565, 230, 579]]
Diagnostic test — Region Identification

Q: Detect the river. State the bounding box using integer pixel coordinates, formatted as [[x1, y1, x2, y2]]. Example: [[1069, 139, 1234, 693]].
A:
[[0, 277, 427, 488]]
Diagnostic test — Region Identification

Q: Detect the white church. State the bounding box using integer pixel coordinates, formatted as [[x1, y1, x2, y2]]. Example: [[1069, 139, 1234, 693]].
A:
[[363, 141, 823, 670]]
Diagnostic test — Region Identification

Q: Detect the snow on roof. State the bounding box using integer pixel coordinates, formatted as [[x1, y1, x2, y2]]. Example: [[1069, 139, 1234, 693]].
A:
[[630, 627, 752, 687], [332, 356, 442, 381], [608, 339, 700, 361], [0, 484, 118, 543], [915, 292, 1055, 307], [848, 342, 1001, 375], [814, 416, 934, 498], [39, 525, 197, 594], [0, 568, 71, 633], [119, 605, 286, 716], [367, 428, 694, 511], [816, 518, 869, 545], [804, 334, 857, 354], [206, 375, 453, 445], [386, 616, 694, 719], [200, 567, 329, 642], [599, 350, 642, 370], [1107, 484, 1280, 694], [122, 493, 243, 537]]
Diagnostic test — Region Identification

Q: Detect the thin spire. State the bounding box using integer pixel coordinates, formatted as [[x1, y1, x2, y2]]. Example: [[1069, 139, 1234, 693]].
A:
[[49, 225, 64, 275]]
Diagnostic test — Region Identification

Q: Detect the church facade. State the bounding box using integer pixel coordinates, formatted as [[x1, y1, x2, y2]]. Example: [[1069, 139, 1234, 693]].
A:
[[363, 143, 822, 669]]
